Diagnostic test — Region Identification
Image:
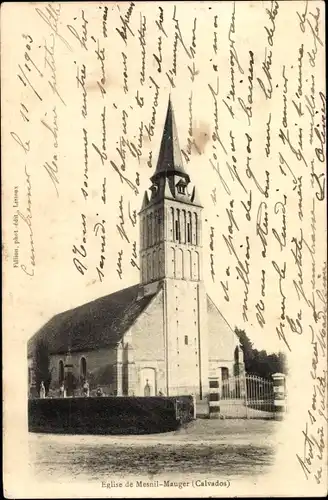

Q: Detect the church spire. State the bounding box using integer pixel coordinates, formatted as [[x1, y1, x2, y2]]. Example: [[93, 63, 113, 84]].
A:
[[151, 96, 190, 183], [139, 95, 204, 288], [139, 95, 202, 212]]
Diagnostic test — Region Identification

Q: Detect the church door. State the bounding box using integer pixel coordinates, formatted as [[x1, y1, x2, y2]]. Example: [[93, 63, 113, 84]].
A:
[[140, 367, 156, 396]]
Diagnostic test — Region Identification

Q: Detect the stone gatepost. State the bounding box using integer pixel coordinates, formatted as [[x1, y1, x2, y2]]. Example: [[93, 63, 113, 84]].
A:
[[272, 372, 286, 419], [208, 379, 220, 419]]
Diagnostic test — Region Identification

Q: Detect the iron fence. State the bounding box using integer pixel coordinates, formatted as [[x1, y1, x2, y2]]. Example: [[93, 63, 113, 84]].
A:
[[220, 373, 275, 418]]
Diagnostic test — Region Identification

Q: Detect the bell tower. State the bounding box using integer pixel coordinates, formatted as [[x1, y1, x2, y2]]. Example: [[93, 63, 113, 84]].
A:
[[139, 97, 209, 400]]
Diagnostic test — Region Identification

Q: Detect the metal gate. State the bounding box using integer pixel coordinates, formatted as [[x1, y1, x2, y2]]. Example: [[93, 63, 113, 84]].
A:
[[220, 373, 275, 419]]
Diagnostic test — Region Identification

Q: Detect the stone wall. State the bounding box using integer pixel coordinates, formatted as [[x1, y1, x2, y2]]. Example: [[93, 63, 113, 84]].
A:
[[48, 347, 117, 396], [126, 289, 166, 396], [164, 279, 209, 400]]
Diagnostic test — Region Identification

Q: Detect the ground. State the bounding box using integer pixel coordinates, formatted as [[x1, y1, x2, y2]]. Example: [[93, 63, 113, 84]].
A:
[[28, 419, 279, 483]]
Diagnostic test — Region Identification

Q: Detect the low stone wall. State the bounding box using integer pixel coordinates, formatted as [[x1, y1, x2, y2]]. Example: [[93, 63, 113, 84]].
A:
[[28, 395, 194, 435]]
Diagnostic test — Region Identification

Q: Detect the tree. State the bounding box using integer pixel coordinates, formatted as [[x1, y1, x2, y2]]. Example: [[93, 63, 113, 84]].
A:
[[34, 338, 52, 396], [234, 328, 255, 373], [235, 327, 287, 378]]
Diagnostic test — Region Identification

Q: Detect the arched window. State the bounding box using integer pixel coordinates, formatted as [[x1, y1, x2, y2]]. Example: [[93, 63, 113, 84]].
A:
[[175, 209, 181, 242], [158, 209, 162, 240], [147, 253, 152, 281], [146, 214, 149, 247], [142, 217, 146, 249], [187, 211, 192, 243], [80, 357, 87, 381], [59, 360, 64, 384], [149, 213, 153, 246], [187, 250, 192, 279], [170, 247, 176, 278], [180, 248, 184, 278], [170, 207, 175, 241], [193, 251, 200, 280], [176, 248, 184, 279], [154, 211, 158, 243], [153, 250, 157, 279], [158, 248, 163, 277], [194, 213, 198, 245], [182, 210, 186, 243]]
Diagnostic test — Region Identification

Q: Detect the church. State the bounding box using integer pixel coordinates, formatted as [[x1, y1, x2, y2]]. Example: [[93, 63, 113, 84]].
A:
[[27, 98, 244, 403]]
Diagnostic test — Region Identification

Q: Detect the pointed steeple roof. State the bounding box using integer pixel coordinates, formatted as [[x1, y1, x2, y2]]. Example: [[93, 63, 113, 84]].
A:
[[141, 190, 149, 209], [151, 96, 190, 183]]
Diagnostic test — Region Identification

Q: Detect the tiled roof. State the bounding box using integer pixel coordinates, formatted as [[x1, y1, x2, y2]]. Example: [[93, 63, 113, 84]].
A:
[[27, 284, 234, 359], [27, 284, 158, 357]]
